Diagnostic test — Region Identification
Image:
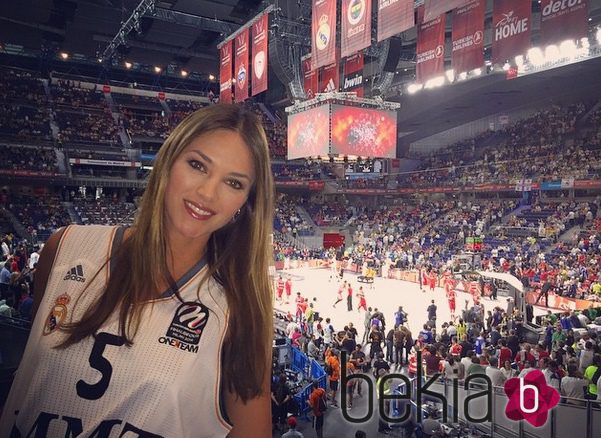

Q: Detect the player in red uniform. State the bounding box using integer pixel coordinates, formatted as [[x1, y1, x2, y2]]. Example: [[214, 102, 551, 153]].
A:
[[285, 276, 292, 304], [421, 268, 429, 293], [469, 281, 481, 306], [276, 275, 285, 303], [428, 270, 437, 292], [357, 286, 367, 312], [295, 292, 305, 322], [443, 271, 457, 320]]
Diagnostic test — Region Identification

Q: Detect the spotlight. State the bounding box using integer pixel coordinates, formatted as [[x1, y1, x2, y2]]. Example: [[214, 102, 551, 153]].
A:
[[514, 55, 524, 67], [445, 69, 455, 83], [59, 52, 69, 60], [407, 83, 422, 94], [208, 74, 215, 81], [154, 66, 162, 73], [124, 61, 132, 69], [527, 47, 544, 66], [180, 70, 188, 77], [545, 45, 560, 62]]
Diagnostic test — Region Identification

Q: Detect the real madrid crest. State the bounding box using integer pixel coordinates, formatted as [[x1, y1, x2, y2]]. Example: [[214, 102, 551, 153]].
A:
[[43, 293, 71, 335]]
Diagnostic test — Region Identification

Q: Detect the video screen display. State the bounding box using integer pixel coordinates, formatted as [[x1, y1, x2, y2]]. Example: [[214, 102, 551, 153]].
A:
[[330, 105, 397, 158], [287, 104, 330, 160]]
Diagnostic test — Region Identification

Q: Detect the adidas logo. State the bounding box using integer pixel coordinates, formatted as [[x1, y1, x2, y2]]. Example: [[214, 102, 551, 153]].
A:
[[64, 264, 86, 282]]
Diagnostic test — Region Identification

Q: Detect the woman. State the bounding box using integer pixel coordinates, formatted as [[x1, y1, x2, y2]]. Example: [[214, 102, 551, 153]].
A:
[[501, 360, 518, 380], [0, 105, 275, 437], [442, 353, 464, 380]]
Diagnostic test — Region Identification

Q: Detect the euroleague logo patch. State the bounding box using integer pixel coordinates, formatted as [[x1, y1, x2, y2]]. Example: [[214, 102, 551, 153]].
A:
[[158, 302, 209, 354]]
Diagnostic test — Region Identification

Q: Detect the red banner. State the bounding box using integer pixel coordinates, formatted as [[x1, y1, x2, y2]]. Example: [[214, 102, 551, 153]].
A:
[[219, 41, 233, 103], [341, 0, 372, 58], [424, 0, 470, 22], [319, 61, 339, 93], [342, 52, 364, 97], [451, 0, 485, 75], [492, 0, 532, 65], [251, 13, 268, 96], [302, 54, 319, 99], [416, 12, 446, 83], [540, 0, 588, 45], [377, 0, 415, 42], [234, 29, 249, 102], [312, 0, 337, 69]]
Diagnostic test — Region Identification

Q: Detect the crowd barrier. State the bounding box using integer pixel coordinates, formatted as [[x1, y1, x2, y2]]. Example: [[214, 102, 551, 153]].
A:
[[290, 347, 327, 418]]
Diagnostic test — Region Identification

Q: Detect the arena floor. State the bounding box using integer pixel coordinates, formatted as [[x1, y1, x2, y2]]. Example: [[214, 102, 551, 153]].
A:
[[274, 267, 547, 340]]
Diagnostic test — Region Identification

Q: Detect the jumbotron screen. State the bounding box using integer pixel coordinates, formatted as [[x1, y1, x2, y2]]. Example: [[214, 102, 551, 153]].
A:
[[330, 105, 397, 158], [287, 104, 330, 160]]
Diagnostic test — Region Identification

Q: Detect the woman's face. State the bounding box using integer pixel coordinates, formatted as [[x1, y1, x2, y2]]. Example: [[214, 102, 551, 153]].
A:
[[164, 129, 255, 253]]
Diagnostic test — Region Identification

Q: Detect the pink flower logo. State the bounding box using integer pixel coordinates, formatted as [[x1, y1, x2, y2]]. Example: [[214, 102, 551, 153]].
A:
[[504, 369, 560, 427]]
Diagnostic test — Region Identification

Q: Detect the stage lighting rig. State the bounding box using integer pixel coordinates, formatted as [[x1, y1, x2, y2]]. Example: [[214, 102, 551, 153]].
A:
[[101, 0, 156, 61]]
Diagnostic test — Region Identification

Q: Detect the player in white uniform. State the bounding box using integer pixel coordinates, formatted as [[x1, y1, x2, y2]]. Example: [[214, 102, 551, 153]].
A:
[[0, 105, 275, 437]]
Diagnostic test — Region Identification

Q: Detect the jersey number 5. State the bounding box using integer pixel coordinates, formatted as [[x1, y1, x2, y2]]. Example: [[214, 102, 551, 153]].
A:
[[76, 332, 126, 400]]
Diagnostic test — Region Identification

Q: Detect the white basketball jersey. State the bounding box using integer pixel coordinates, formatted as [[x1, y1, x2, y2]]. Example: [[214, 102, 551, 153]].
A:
[[0, 225, 232, 437]]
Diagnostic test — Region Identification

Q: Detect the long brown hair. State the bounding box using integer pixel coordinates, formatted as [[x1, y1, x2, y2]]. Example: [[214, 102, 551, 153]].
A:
[[59, 104, 275, 401]]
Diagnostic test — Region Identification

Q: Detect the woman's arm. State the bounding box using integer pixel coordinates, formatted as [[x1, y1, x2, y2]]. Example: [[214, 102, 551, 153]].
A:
[[225, 364, 271, 438]]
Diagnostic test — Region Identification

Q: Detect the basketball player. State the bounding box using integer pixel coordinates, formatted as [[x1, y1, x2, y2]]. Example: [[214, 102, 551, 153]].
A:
[[276, 274, 285, 303], [428, 269, 437, 292], [443, 271, 457, 320], [357, 286, 368, 312], [333, 280, 346, 308], [0, 105, 274, 437], [284, 275, 292, 304]]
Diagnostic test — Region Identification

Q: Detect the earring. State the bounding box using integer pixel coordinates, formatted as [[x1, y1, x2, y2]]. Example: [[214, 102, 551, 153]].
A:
[[232, 209, 241, 222]]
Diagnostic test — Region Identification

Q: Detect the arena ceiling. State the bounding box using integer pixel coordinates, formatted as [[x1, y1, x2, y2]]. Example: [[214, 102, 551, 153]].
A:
[[0, 0, 266, 76]]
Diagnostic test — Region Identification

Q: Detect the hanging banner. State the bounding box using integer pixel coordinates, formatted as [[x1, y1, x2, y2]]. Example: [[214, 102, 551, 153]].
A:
[[251, 13, 269, 96], [492, 0, 532, 65], [343, 52, 364, 97], [451, 0, 485, 75], [319, 60, 339, 92], [234, 28, 249, 102], [424, 0, 470, 22], [377, 0, 415, 42], [302, 54, 319, 99], [540, 0, 588, 46], [416, 12, 446, 83], [341, 0, 372, 58], [219, 41, 233, 103], [312, 0, 337, 69]]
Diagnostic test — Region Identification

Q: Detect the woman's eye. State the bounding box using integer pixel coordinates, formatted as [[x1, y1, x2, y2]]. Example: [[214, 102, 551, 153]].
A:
[[188, 160, 206, 171], [227, 179, 243, 190]]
